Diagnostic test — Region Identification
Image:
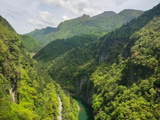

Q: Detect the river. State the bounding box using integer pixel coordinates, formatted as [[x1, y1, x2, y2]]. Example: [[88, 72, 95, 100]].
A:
[[72, 96, 93, 120]]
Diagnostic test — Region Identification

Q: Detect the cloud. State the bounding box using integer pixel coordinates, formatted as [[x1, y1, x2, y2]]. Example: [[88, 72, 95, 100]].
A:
[[27, 11, 62, 27], [63, 16, 70, 20], [0, 0, 160, 34], [40, 0, 101, 16], [113, 0, 128, 5]]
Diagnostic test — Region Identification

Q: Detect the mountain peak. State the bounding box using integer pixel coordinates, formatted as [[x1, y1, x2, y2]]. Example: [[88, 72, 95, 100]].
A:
[[82, 14, 90, 18], [118, 9, 144, 19], [103, 11, 116, 14], [92, 11, 117, 19], [118, 9, 144, 16], [71, 14, 91, 21]]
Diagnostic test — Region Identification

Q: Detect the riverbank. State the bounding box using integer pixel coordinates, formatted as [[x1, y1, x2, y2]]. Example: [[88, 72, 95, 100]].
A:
[[72, 96, 93, 120]]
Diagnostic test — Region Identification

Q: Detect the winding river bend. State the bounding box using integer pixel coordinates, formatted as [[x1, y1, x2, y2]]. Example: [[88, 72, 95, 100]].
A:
[[72, 96, 93, 120]]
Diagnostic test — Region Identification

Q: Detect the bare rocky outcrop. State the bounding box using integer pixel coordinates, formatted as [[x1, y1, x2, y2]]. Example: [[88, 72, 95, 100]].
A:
[[9, 88, 15, 103], [74, 75, 93, 105], [9, 80, 16, 103]]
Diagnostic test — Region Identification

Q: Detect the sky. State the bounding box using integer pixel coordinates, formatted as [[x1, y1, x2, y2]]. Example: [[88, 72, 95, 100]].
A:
[[0, 0, 159, 34]]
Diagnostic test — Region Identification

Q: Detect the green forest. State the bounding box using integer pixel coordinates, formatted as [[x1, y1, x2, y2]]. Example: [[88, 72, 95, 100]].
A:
[[20, 34, 43, 53], [1, 2, 160, 120], [0, 16, 78, 120], [28, 9, 143, 45]]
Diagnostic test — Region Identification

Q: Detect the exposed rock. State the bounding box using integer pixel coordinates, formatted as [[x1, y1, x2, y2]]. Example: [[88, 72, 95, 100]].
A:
[[9, 88, 15, 103], [74, 75, 93, 105], [99, 51, 110, 63]]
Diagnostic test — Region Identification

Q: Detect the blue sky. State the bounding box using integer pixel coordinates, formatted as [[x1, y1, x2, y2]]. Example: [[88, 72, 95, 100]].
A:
[[0, 0, 159, 34]]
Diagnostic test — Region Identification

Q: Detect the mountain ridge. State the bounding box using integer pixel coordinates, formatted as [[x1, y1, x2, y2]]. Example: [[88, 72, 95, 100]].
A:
[[34, 3, 160, 119], [27, 9, 143, 45], [92, 11, 117, 19], [0, 15, 78, 120]]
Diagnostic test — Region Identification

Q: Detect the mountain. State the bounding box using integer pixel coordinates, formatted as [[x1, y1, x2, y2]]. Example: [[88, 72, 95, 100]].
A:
[[33, 34, 98, 65], [92, 11, 117, 19], [34, 3, 160, 120], [118, 9, 144, 21], [0, 16, 78, 120], [28, 27, 57, 37], [0, 15, 15, 32], [28, 9, 143, 45], [20, 34, 43, 53], [27, 27, 57, 45]]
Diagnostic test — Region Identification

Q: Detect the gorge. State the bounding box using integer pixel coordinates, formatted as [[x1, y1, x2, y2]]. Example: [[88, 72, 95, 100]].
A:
[[0, 2, 160, 120]]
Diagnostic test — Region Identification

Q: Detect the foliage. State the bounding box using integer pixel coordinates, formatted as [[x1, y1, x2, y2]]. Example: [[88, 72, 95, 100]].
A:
[[27, 27, 56, 45], [59, 90, 78, 120], [91, 16, 160, 119], [20, 34, 43, 53], [34, 3, 160, 120], [0, 15, 15, 32], [0, 15, 78, 120], [46, 40, 99, 92], [28, 10, 143, 45], [34, 34, 98, 64]]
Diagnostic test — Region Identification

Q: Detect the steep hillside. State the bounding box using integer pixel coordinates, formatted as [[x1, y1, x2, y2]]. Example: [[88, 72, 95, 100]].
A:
[[0, 16, 78, 120], [92, 11, 117, 19], [118, 9, 144, 21], [34, 3, 160, 119], [27, 27, 57, 45], [20, 34, 43, 53], [91, 15, 160, 120], [0, 15, 15, 32], [34, 34, 98, 64], [28, 9, 143, 45]]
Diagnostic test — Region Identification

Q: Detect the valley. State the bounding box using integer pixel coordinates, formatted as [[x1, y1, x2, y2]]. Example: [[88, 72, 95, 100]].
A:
[[0, 2, 160, 120], [72, 96, 93, 120]]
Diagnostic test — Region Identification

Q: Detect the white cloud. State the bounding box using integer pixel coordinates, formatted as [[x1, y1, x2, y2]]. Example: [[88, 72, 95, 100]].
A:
[[63, 15, 70, 20], [40, 0, 101, 16], [27, 11, 62, 28], [113, 0, 128, 5], [0, 0, 160, 34]]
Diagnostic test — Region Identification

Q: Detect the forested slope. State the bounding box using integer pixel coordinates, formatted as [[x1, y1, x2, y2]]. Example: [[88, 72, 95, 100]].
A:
[[28, 10, 143, 45], [0, 16, 78, 120], [91, 15, 160, 120], [27, 27, 57, 45], [20, 34, 43, 53], [34, 3, 160, 119], [34, 34, 98, 65]]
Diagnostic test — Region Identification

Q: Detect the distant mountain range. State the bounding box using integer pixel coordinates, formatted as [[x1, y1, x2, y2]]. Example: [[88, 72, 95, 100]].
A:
[[27, 9, 143, 45], [1, 3, 160, 120], [34, 3, 160, 119]]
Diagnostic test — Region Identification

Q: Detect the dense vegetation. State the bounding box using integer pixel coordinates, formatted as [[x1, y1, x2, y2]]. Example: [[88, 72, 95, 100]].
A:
[[28, 10, 143, 45], [34, 34, 98, 65], [27, 27, 56, 45], [91, 16, 160, 119], [34, 3, 160, 120], [0, 15, 15, 32], [59, 90, 78, 120], [1, 2, 160, 120], [20, 34, 43, 53], [0, 15, 78, 120]]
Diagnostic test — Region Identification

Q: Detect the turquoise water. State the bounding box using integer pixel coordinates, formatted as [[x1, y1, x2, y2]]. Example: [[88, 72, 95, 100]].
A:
[[72, 96, 93, 120]]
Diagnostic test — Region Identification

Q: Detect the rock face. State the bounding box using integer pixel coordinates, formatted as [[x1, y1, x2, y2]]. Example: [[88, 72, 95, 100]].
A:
[[74, 76, 93, 105], [9, 88, 15, 103], [9, 79, 16, 103], [99, 51, 110, 63]]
